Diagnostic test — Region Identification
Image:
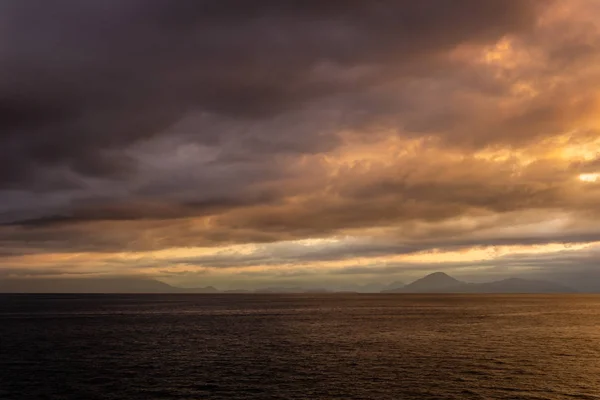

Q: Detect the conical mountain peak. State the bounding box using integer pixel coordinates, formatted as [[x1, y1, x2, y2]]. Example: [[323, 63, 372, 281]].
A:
[[403, 272, 462, 292]]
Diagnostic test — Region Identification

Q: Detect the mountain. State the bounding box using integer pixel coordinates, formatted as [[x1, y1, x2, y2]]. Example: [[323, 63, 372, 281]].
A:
[[385, 272, 462, 293], [382, 273, 576, 294], [1, 274, 577, 294], [336, 281, 405, 293], [0, 277, 218, 294], [180, 286, 219, 294], [253, 287, 331, 293]]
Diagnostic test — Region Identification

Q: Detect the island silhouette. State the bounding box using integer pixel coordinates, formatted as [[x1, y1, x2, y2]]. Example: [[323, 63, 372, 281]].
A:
[[381, 272, 576, 294], [0, 272, 577, 293]]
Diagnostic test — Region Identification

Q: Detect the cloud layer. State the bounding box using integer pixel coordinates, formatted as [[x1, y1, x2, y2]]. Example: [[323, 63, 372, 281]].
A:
[[3, 0, 600, 287]]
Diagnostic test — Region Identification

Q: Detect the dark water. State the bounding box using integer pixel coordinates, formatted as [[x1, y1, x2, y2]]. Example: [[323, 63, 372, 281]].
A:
[[2, 294, 600, 399]]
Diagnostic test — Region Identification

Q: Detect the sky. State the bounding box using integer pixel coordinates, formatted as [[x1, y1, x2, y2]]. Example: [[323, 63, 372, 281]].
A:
[[2, 0, 600, 289]]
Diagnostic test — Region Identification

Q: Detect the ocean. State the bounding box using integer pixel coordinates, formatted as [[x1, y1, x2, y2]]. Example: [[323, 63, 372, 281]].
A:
[[1, 294, 600, 399]]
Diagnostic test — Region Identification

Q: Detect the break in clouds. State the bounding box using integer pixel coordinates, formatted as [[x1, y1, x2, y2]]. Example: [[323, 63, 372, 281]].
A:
[[2, 0, 600, 287]]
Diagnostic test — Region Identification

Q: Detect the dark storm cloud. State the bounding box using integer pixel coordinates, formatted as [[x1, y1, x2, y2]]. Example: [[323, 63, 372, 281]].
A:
[[0, 0, 543, 188], [1, 193, 277, 228]]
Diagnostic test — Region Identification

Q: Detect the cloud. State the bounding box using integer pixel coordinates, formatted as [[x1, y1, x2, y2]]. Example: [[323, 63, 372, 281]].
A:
[[0, 0, 543, 188], [4, 0, 600, 286]]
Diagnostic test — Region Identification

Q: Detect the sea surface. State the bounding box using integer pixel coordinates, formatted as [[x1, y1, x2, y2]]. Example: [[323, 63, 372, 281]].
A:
[[1, 294, 600, 400]]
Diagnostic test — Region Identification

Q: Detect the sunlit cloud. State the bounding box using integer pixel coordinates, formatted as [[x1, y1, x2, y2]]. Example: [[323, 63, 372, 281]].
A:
[[579, 173, 600, 183]]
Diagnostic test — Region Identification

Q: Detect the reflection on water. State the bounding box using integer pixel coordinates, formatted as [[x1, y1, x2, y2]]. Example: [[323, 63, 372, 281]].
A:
[[2, 294, 600, 399]]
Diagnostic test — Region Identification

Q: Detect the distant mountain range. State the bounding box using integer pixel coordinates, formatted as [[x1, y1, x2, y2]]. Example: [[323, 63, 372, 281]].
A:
[[0, 277, 219, 294], [334, 281, 406, 293], [381, 272, 576, 294], [0, 273, 578, 294], [0, 278, 405, 294]]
